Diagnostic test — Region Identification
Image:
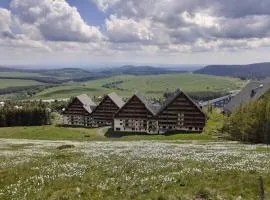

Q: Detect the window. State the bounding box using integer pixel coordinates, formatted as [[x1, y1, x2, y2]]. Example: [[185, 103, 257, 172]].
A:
[[116, 128, 121, 131]]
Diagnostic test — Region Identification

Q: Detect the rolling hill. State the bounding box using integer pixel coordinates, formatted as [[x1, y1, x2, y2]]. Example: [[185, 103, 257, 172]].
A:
[[194, 62, 270, 79], [0, 66, 246, 100], [0, 65, 184, 84], [31, 74, 246, 101]]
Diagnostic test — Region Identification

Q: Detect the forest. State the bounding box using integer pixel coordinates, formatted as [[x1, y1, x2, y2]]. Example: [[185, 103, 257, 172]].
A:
[[0, 101, 50, 127]]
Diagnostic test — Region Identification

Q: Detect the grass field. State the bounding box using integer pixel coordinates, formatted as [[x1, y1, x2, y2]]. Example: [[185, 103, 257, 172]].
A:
[[0, 72, 42, 78], [32, 74, 246, 99], [0, 79, 43, 89], [0, 126, 213, 141], [0, 139, 269, 200]]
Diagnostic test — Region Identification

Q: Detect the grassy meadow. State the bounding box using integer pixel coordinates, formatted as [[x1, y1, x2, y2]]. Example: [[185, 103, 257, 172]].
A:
[[0, 126, 213, 141], [0, 126, 269, 199], [0, 72, 266, 200], [0, 79, 42, 89], [0, 72, 42, 78], [0, 139, 269, 200], [32, 74, 246, 99]]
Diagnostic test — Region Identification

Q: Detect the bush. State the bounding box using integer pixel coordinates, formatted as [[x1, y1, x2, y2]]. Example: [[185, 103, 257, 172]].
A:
[[56, 144, 75, 150], [223, 94, 270, 144], [203, 108, 227, 136]]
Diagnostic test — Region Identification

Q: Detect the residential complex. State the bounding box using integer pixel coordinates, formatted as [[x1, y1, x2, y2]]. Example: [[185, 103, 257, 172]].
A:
[[63, 89, 206, 133]]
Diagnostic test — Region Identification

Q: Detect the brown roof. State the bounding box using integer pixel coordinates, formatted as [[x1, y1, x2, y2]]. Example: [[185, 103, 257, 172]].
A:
[[76, 94, 97, 113], [134, 91, 160, 115], [107, 92, 125, 108], [115, 91, 160, 116], [157, 89, 205, 116]]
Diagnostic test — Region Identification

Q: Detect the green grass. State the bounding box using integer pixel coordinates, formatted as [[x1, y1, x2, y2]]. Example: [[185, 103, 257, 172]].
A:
[[0, 79, 42, 89], [0, 126, 103, 140], [0, 72, 42, 78], [32, 74, 247, 99], [203, 108, 228, 136], [256, 146, 270, 152], [0, 140, 269, 199], [0, 126, 214, 141]]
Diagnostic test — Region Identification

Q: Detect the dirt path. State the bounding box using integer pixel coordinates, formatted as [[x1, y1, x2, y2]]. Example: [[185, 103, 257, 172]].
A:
[[96, 127, 110, 136]]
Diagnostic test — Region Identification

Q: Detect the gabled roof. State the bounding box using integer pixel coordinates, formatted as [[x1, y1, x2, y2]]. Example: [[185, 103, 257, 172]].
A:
[[134, 91, 160, 115], [76, 94, 97, 113], [115, 91, 160, 116], [107, 92, 125, 108], [224, 78, 270, 113], [157, 89, 205, 116]]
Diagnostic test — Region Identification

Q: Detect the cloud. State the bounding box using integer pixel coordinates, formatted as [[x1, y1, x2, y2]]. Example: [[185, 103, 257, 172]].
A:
[[94, 0, 120, 12], [0, 8, 14, 39], [11, 0, 103, 42], [1, 0, 270, 65], [105, 15, 153, 43], [0, 7, 51, 52], [96, 0, 270, 52]]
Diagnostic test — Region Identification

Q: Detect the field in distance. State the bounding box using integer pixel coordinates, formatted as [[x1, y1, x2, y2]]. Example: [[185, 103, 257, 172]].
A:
[[32, 73, 246, 99], [0, 79, 43, 89]]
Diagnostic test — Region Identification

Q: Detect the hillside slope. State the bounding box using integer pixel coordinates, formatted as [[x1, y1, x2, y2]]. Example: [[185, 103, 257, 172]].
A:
[[194, 62, 270, 79], [31, 74, 246, 101], [0, 65, 184, 84]]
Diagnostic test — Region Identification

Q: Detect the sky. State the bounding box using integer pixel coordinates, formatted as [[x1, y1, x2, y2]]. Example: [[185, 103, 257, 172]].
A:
[[0, 0, 270, 67]]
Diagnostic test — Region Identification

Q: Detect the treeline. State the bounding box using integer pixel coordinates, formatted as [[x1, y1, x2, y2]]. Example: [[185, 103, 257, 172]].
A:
[[223, 94, 270, 144], [0, 102, 50, 127], [0, 85, 42, 95], [0, 76, 62, 84], [0, 85, 56, 96], [102, 80, 125, 91]]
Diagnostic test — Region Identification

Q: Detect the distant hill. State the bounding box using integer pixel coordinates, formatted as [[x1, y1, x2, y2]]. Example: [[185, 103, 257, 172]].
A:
[[0, 65, 185, 84], [0, 65, 245, 100], [100, 65, 185, 76], [194, 62, 270, 80], [0, 66, 105, 84]]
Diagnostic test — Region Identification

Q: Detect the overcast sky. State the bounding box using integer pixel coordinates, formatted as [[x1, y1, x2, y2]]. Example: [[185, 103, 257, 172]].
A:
[[0, 0, 270, 67]]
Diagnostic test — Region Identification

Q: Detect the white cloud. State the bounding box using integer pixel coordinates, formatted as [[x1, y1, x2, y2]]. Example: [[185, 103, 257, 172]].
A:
[[0, 8, 51, 52], [94, 0, 120, 12], [105, 15, 153, 43], [182, 11, 219, 28], [11, 0, 103, 42], [1, 0, 270, 65], [94, 0, 270, 52], [0, 8, 14, 38]]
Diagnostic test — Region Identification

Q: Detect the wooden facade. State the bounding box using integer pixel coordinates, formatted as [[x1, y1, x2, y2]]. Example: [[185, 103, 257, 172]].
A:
[[63, 94, 96, 127], [92, 92, 124, 127], [157, 89, 206, 133], [63, 90, 206, 133], [114, 92, 158, 133], [113, 89, 206, 134]]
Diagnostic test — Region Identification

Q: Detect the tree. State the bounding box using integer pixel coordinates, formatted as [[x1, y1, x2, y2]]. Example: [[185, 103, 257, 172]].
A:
[[223, 94, 270, 144]]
